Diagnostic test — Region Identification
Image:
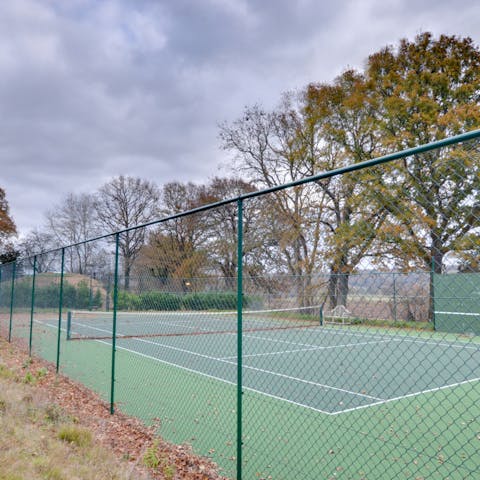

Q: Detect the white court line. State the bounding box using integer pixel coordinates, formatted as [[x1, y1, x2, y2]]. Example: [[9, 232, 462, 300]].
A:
[[71, 321, 383, 401], [105, 342, 335, 416], [114, 338, 480, 416], [68, 311, 480, 352], [318, 326, 480, 351], [435, 311, 480, 316], [44, 318, 480, 415], [219, 339, 394, 360], [329, 376, 480, 415], [130, 335, 383, 401]]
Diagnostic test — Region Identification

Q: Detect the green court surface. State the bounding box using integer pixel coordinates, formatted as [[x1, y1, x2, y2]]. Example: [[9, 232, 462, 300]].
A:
[[28, 315, 480, 479]]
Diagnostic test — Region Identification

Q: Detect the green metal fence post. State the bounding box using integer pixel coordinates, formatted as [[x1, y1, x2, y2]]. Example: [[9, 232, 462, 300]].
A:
[[56, 248, 65, 373], [236, 199, 243, 480], [29, 256, 37, 356], [110, 233, 120, 414], [8, 261, 16, 343], [393, 272, 397, 322], [431, 257, 436, 331]]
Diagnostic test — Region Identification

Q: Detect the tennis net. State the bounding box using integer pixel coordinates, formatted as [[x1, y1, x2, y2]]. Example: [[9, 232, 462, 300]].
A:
[[66, 305, 322, 340]]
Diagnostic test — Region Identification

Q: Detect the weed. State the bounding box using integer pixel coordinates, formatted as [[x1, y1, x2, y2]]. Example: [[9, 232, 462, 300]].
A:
[[143, 440, 161, 469], [143, 440, 176, 478], [22, 358, 32, 369], [58, 425, 92, 448], [163, 463, 176, 479], [0, 364, 14, 379], [36, 367, 48, 379], [0, 398, 7, 414], [22, 371, 35, 384]]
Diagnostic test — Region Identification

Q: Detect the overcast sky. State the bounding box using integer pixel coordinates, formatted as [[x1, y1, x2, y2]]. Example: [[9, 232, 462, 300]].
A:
[[2, 0, 480, 237]]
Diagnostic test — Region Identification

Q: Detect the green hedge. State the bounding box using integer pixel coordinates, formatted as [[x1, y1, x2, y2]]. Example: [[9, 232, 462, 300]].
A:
[[0, 280, 102, 310], [0, 280, 253, 312], [117, 291, 252, 311]]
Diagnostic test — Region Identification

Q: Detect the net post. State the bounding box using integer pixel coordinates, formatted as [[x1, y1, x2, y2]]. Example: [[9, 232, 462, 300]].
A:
[[56, 248, 65, 372], [8, 261, 16, 343], [110, 233, 120, 415], [29, 256, 37, 356], [236, 199, 243, 480], [320, 304, 324, 326], [66, 311, 72, 340]]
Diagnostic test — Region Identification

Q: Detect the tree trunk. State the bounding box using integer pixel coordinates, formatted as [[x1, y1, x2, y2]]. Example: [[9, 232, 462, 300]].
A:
[[328, 260, 350, 309], [337, 273, 349, 307], [124, 261, 130, 291], [429, 237, 444, 322]]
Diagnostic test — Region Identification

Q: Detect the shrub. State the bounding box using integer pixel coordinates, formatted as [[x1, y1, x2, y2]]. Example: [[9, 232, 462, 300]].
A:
[[138, 292, 182, 311]]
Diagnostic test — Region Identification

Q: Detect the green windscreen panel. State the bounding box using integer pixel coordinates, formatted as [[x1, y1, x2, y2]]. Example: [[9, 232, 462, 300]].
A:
[[434, 273, 480, 335]]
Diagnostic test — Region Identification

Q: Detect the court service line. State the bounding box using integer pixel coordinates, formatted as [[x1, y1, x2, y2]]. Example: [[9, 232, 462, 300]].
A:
[[126, 335, 384, 401], [102, 341, 337, 415], [219, 339, 394, 360], [72, 321, 236, 363], [318, 327, 480, 351], [328, 376, 480, 415]]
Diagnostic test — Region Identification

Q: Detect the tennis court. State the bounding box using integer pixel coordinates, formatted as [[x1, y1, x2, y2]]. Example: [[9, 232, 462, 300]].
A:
[[30, 309, 480, 479]]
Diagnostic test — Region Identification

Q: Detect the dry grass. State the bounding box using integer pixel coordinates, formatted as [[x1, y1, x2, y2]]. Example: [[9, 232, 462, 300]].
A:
[[0, 338, 225, 480], [0, 358, 149, 480]]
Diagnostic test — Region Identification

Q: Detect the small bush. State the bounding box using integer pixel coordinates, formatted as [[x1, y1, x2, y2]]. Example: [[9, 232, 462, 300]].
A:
[[116, 291, 141, 311]]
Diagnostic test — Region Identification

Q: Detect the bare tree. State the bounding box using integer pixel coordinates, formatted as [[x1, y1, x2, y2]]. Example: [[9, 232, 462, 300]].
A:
[[219, 98, 330, 307], [199, 177, 264, 288], [46, 193, 100, 274], [136, 181, 209, 290], [95, 175, 160, 290], [18, 229, 58, 272]]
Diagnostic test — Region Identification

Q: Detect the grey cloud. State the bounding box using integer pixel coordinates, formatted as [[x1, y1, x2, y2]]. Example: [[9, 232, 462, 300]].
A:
[[1, 0, 480, 237]]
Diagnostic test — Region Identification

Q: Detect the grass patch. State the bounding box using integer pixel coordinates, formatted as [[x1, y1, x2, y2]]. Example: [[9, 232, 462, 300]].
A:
[[58, 425, 92, 448], [0, 357, 146, 479], [143, 440, 176, 479]]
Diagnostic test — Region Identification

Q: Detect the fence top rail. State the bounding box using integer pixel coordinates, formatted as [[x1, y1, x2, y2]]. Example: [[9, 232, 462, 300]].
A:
[[3, 127, 480, 264]]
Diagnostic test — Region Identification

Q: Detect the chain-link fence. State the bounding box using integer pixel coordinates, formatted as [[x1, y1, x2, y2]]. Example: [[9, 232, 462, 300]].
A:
[[1, 130, 480, 479]]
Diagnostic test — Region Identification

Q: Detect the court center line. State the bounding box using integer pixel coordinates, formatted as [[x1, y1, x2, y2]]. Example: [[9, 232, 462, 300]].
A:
[[219, 339, 394, 360], [102, 342, 337, 416], [125, 334, 385, 401]]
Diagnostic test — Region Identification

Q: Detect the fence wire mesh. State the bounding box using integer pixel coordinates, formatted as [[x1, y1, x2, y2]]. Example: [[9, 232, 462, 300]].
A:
[[1, 131, 480, 479]]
